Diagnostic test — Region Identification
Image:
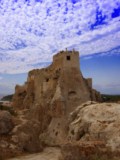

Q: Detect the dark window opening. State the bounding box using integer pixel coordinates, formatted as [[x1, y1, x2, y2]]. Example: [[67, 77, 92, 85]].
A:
[[68, 91, 76, 95], [46, 78, 49, 82], [66, 55, 71, 60], [55, 131, 58, 136], [71, 130, 74, 135], [18, 91, 26, 97]]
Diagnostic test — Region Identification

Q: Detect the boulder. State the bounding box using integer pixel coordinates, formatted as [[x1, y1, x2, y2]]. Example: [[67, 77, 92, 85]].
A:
[[12, 119, 43, 153], [0, 111, 14, 134], [61, 141, 107, 160], [68, 102, 120, 151]]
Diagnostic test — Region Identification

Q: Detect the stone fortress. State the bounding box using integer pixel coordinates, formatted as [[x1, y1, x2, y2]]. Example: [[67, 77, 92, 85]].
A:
[[13, 49, 101, 111], [12, 49, 101, 146]]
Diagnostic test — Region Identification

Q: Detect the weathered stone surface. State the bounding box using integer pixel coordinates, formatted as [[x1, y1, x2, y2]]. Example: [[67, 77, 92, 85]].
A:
[[12, 85, 27, 109], [0, 111, 14, 134], [61, 141, 106, 160], [0, 140, 9, 148], [68, 102, 120, 151], [8, 147, 62, 160], [11, 114, 43, 153]]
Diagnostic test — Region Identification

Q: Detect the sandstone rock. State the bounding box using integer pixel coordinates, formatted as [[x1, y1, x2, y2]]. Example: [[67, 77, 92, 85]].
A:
[[13, 120, 43, 153], [68, 102, 120, 151], [0, 111, 14, 134], [8, 147, 62, 160], [12, 85, 27, 109], [0, 140, 9, 148], [28, 104, 51, 132], [11, 135, 19, 144], [9, 144, 17, 150], [61, 141, 106, 160]]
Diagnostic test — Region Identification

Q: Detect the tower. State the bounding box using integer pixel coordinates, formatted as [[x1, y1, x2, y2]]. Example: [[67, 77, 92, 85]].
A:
[[52, 49, 80, 71]]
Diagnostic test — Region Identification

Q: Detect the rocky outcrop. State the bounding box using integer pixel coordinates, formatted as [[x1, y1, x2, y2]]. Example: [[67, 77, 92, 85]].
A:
[[68, 102, 120, 151], [12, 85, 27, 109], [0, 111, 14, 134], [61, 141, 105, 160], [13, 120, 43, 152], [10, 109, 44, 153], [8, 147, 62, 160]]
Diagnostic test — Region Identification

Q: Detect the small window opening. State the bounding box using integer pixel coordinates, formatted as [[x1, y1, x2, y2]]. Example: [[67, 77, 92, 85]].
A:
[[46, 78, 49, 82], [71, 130, 74, 135], [66, 55, 71, 60], [55, 131, 58, 136], [68, 91, 76, 95]]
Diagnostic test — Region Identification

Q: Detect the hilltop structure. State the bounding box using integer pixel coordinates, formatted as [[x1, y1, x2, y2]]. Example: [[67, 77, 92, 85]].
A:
[[12, 50, 101, 145], [13, 49, 101, 111]]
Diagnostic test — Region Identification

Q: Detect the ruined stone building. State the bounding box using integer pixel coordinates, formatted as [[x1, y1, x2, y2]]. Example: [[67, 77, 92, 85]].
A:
[[13, 50, 101, 110], [12, 50, 101, 144]]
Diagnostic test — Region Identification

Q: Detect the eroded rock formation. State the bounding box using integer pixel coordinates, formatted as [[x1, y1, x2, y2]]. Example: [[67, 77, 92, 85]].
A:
[[0, 111, 14, 135], [68, 102, 120, 151]]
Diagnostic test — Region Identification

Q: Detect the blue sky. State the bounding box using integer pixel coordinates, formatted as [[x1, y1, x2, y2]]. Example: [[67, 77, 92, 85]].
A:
[[81, 53, 120, 95], [0, 0, 120, 95]]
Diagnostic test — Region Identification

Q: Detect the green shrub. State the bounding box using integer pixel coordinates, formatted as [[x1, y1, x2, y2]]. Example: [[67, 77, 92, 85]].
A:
[[102, 94, 120, 102], [1, 94, 13, 101]]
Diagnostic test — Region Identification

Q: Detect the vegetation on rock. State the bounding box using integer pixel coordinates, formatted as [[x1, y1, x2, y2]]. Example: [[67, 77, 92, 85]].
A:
[[1, 94, 13, 101], [102, 94, 120, 102]]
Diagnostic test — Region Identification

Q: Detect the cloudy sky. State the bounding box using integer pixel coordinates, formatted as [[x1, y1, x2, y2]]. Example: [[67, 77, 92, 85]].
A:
[[0, 0, 120, 95]]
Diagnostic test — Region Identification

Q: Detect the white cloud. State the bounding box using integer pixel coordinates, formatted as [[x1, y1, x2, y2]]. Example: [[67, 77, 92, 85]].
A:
[[0, 0, 120, 73]]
